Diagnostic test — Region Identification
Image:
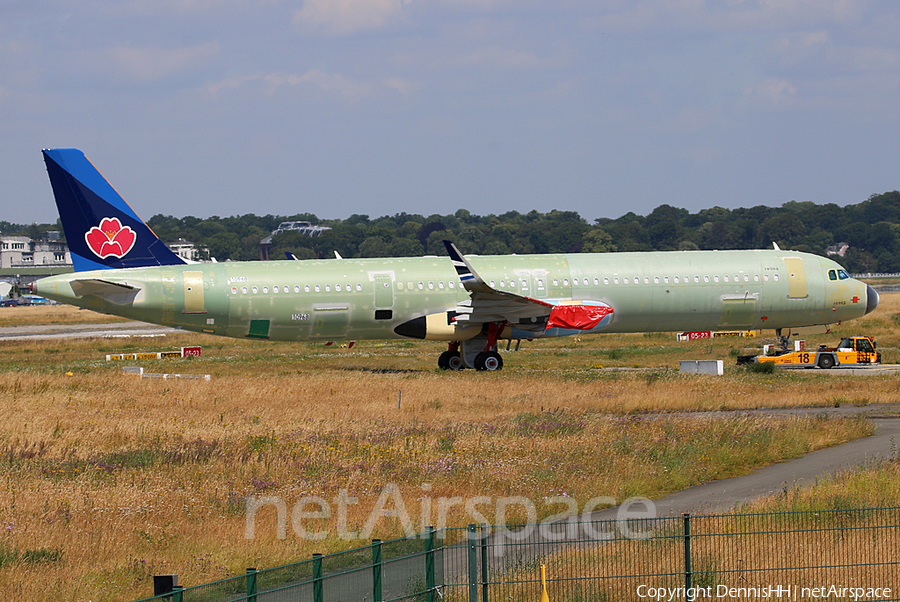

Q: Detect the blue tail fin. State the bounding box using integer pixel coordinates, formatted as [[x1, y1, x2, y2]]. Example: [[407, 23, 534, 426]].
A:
[[42, 148, 186, 271]]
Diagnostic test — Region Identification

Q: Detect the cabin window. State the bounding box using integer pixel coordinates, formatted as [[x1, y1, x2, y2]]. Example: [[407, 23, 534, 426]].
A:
[[694, 276, 700, 283], [417, 282, 423, 290], [654, 276, 660, 284], [242, 287, 248, 294], [356, 284, 362, 291], [407, 282, 414, 290], [763, 274, 769, 282], [263, 286, 270, 293], [304, 285, 310, 292], [634, 277, 640, 284], [521, 279, 528, 288], [315, 284, 321, 292], [428, 282, 434, 290], [273, 285, 279, 293], [335, 284, 341, 292], [563, 278, 569, 286], [673, 276, 679, 283], [773, 274, 779, 281], [643, 277, 649, 284], [439, 281, 445, 289], [538, 279, 544, 287], [553, 279, 559, 286], [713, 276, 719, 283], [614, 277, 619, 284], [623, 278, 629, 284], [449, 281, 456, 289], [664, 276, 669, 284], [703, 276, 709, 283], [252, 286, 259, 294], [594, 277, 599, 285], [296, 285, 301, 293], [723, 276, 729, 283], [489, 280, 495, 287], [325, 285, 331, 292], [500, 280, 506, 287], [604, 277, 609, 285]]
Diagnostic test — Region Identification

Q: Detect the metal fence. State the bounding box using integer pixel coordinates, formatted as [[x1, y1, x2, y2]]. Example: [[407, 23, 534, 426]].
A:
[[135, 507, 900, 602]]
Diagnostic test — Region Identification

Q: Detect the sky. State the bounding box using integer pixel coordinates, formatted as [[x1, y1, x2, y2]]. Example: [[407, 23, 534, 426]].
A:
[[1, 0, 899, 226]]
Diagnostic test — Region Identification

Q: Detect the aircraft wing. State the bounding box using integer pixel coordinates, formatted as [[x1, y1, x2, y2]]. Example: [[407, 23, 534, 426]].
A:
[[444, 241, 554, 331], [444, 241, 615, 332]]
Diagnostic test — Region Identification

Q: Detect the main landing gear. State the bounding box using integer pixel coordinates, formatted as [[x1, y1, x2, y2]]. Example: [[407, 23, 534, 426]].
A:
[[438, 322, 506, 372]]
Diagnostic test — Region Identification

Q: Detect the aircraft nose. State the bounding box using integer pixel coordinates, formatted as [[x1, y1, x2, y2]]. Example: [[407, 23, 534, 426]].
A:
[[866, 284, 879, 315]]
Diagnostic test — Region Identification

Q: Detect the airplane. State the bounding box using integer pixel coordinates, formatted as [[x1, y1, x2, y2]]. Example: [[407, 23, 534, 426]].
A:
[[33, 148, 879, 371]]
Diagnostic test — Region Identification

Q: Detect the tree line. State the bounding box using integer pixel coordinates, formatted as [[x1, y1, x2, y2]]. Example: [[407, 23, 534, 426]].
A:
[[2, 190, 898, 273]]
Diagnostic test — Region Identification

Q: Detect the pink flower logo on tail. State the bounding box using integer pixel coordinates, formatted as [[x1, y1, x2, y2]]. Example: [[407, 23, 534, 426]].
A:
[[85, 217, 137, 259]]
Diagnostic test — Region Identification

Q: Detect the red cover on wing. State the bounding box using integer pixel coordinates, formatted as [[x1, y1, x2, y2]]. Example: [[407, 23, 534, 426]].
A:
[[546, 305, 614, 330]]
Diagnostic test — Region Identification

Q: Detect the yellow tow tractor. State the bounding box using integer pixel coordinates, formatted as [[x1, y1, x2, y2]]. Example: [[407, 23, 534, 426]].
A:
[[737, 336, 881, 369]]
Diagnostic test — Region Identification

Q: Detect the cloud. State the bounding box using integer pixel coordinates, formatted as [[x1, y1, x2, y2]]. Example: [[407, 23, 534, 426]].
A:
[[383, 77, 416, 98], [591, 0, 867, 32], [265, 70, 374, 101], [743, 77, 797, 107], [458, 46, 558, 69], [207, 70, 377, 103], [294, 0, 413, 35], [111, 42, 220, 82]]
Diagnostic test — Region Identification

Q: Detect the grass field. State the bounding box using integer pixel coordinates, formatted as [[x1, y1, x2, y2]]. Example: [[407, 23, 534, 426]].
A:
[[0, 294, 898, 601]]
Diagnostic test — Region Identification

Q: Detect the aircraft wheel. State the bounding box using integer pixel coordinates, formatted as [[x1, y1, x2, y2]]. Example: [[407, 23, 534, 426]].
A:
[[474, 351, 503, 371], [439, 350, 464, 371], [817, 354, 835, 369]]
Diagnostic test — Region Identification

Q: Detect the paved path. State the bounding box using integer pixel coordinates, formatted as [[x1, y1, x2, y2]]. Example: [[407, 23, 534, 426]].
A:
[[590, 403, 900, 519], [0, 321, 178, 341]]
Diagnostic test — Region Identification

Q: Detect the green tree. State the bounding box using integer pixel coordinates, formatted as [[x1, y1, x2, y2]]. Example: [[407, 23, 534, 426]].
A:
[[581, 229, 616, 253]]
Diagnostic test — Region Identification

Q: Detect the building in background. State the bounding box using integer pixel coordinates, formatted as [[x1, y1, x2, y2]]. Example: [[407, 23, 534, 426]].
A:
[[165, 238, 208, 262], [1, 233, 71, 269]]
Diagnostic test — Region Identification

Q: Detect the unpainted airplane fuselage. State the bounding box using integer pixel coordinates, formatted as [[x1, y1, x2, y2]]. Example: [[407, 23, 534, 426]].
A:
[[34, 249, 873, 343]]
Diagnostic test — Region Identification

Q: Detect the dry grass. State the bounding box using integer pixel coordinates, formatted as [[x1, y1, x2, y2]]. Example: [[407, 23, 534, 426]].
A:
[[0, 304, 129, 328], [0, 294, 898, 601]]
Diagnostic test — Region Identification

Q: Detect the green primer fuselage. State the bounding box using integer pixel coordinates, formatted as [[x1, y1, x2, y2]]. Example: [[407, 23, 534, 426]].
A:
[[33, 249, 871, 342]]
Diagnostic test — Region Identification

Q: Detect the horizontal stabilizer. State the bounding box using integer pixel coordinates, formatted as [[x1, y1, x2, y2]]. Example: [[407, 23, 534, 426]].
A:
[[70, 279, 140, 304]]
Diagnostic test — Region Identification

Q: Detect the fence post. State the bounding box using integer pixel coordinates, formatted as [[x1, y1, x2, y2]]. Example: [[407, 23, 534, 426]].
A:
[[480, 523, 489, 602], [683, 513, 692, 601], [372, 539, 383, 602], [426, 526, 436, 602], [172, 586, 183, 602], [313, 553, 324, 602], [467, 524, 479, 602], [246, 568, 258, 602]]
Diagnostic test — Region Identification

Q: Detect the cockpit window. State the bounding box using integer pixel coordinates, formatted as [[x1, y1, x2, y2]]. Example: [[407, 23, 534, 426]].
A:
[[828, 270, 837, 281], [837, 270, 849, 280]]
